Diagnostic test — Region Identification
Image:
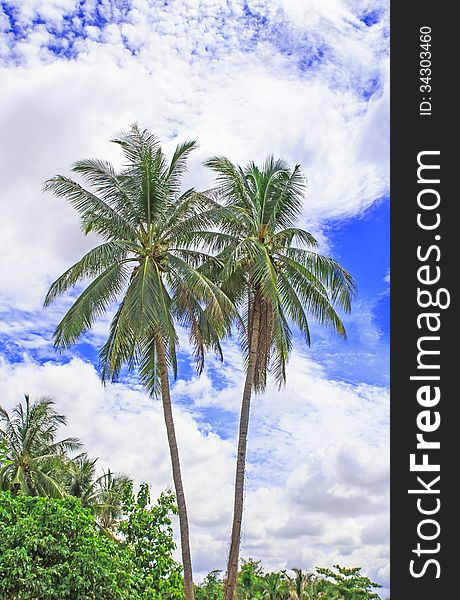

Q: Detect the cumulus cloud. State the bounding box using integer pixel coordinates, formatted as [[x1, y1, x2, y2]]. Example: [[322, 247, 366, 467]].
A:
[[0, 0, 388, 309]]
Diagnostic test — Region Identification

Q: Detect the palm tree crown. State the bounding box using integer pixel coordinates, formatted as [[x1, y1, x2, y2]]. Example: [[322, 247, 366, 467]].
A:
[[204, 155, 357, 390], [285, 568, 320, 599], [67, 453, 132, 530], [44, 124, 232, 390], [0, 394, 81, 497]]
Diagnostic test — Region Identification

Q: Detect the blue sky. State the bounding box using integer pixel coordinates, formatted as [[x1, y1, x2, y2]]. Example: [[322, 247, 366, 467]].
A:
[[0, 0, 390, 595]]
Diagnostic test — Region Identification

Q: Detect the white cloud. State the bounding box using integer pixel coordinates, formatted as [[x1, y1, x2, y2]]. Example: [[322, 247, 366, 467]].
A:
[[0, 0, 388, 312]]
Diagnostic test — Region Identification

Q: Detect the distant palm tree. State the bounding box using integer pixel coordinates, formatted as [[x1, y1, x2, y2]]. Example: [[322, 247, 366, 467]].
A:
[[66, 452, 99, 502], [91, 468, 132, 530], [67, 453, 131, 529], [0, 395, 81, 497], [44, 125, 232, 600], [260, 572, 288, 599], [285, 568, 320, 599], [203, 156, 357, 599]]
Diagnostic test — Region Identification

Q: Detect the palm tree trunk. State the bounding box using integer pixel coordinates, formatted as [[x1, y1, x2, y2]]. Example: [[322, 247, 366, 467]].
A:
[[156, 337, 195, 600], [224, 302, 261, 600]]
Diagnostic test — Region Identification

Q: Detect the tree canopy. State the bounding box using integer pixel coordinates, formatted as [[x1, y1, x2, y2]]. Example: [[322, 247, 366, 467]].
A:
[[0, 491, 136, 599], [0, 487, 183, 600]]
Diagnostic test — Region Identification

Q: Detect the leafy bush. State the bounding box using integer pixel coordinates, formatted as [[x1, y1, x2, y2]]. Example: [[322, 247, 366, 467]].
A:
[[0, 491, 137, 599], [120, 483, 183, 599], [0, 489, 183, 600]]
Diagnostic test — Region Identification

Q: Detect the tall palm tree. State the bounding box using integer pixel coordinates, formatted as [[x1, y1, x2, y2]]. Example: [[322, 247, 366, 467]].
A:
[[67, 453, 131, 530], [203, 156, 357, 599], [0, 394, 81, 497], [43, 124, 232, 600]]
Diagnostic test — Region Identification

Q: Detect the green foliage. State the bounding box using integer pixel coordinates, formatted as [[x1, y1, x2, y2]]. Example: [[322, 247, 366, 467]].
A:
[[64, 453, 132, 530], [284, 567, 322, 599], [0, 440, 9, 467], [316, 565, 382, 599], [258, 571, 288, 599], [0, 491, 137, 599], [238, 559, 265, 598], [119, 483, 183, 599], [0, 395, 81, 497], [0, 488, 185, 600], [194, 563, 383, 600], [88, 467, 132, 531], [194, 569, 225, 599], [0, 396, 132, 531]]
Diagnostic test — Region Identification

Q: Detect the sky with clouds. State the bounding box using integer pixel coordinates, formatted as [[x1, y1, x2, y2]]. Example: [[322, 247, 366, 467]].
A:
[[0, 0, 389, 596]]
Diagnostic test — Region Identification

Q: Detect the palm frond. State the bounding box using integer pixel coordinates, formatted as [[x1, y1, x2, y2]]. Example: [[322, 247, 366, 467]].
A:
[[273, 227, 319, 249], [72, 158, 144, 224], [43, 176, 137, 240], [52, 261, 130, 349], [165, 140, 198, 195], [44, 241, 131, 306], [283, 248, 357, 312]]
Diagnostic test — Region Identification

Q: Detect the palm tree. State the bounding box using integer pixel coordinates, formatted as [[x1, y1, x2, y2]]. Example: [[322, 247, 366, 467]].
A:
[[0, 394, 81, 497], [67, 453, 131, 530], [203, 156, 357, 599], [43, 124, 232, 600], [91, 468, 132, 530], [285, 568, 321, 599], [66, 452, 99, 502], [260, 572, 288, 599]]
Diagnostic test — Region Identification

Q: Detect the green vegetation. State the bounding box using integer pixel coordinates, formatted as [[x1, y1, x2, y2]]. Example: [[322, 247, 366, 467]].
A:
[[194, 561, 382, 599], [0, 440, 9, 467], [0, 394, 81, 497], [0, 489, 382, 600], [0, 396, 183, 599], [0, 395, 131, 529], [120, 483, 183, 598], [0, 491, 134, 599], [0, 488, 182, 599], [65, 453, 132, 530]]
